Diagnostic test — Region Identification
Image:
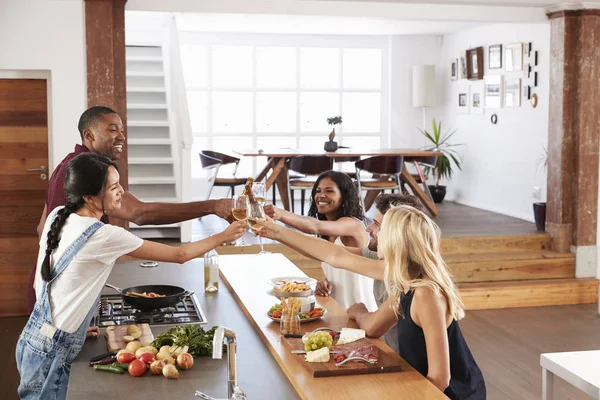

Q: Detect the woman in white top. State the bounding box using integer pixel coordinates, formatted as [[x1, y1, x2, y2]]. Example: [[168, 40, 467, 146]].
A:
[[16, 153, 246, 400], [264, 171, 376, 311]]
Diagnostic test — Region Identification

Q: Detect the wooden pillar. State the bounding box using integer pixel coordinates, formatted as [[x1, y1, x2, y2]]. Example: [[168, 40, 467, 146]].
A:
[[546, 8, 600, 276], [85, 0, 128, 228]]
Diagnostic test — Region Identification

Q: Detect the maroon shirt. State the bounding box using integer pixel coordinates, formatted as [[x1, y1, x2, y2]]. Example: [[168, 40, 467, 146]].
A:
[[27, 144, 109, 313]]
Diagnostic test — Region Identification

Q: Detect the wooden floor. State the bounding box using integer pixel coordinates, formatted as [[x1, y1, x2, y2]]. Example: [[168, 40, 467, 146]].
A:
[[3, 304, 599, 399], [193, 201, 539, 241]]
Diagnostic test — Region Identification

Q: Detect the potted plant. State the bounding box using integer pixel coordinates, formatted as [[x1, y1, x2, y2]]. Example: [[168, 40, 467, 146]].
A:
[[533, 146, 548, 231], [325, 116, 342, 152], [419, 118, 463, 203]]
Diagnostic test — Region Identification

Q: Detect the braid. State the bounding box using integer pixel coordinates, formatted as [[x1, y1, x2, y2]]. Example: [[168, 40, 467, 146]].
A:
[[40, 203, 80, 282]]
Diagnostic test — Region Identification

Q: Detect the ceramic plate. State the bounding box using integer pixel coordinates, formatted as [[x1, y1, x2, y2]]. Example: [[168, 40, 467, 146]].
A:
[[266, 308, 327, 323], [268, 276, 317, 287]]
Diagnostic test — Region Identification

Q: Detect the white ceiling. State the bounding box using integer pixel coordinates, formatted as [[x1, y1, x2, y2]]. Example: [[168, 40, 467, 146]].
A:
[[172, 13, 484, 35], [319, 0, 558, 6]]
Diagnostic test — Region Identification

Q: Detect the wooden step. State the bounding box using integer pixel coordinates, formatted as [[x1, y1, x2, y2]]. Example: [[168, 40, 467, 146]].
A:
[[441, 233, 551, 255], [459, 278, 598, 310], [447, 251, 575, 283]]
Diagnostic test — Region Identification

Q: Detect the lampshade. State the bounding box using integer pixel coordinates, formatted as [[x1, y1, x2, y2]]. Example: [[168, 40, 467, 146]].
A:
[[411, 65, 436, 107]]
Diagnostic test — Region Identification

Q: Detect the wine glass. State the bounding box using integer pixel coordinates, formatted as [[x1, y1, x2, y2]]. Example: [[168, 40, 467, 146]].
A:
[[253, 182, 267, 206], [232, 195, 249, 246], [249, 182, 270, 255]]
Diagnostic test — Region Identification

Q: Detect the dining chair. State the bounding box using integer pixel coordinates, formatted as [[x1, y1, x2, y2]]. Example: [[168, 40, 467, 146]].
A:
[[199, 150, 248, 200], [331, 146, 361, 180], [287, 156, 334, 215], [401, 155, 438, 202], [354, 155, 405, 211]]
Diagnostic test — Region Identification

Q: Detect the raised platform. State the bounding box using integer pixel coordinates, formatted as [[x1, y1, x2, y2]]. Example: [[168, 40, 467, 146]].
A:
[[209, 202, 598, 310]]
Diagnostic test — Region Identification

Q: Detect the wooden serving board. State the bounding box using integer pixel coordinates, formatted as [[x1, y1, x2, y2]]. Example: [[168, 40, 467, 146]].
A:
[[105, 324, 154, 352], [283, 337, 403, 378]]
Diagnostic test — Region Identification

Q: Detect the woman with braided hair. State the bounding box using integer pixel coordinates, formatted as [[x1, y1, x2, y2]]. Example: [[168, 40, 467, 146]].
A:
[[15, 153, 246, 400]]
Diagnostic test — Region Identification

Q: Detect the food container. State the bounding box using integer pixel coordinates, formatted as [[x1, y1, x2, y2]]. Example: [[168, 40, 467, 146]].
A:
[[300, 296, 316, 313], [280, 311, 301, 335]]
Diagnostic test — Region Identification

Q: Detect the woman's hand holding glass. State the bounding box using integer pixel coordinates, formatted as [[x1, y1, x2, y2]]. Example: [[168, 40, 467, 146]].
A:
[[219, 221, 248, 244], [263, 204, 283, 220], [232, 195, 249, 246]]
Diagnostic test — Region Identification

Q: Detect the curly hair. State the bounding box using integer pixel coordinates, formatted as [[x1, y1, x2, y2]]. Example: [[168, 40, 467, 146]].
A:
[[40, 153, 117, 281], [375, 193, 424, 215], [307, 171, 363, 239]]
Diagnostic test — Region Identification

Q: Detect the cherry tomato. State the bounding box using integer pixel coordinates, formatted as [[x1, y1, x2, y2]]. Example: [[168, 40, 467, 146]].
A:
[[138, 352, 156, 365], [117, 352, 136, 364], [128, 359, 147, 377]]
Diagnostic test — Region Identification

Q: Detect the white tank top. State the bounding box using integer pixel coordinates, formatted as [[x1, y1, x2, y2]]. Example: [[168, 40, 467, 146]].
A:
[[321, 237, 378, 312]]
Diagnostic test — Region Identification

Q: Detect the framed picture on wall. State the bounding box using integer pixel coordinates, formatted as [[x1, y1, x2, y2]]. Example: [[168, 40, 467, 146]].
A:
[[484, 75, 503, 109], [459, 51, 467, 79], [505, 42, 523, 72], [504, 78, 521, 107], [470, 82, 485, 114], [458, 85, 470, 114], [489, 44, 502, 69], [451, 58, 458, 81], [466, 47, 484, 80]]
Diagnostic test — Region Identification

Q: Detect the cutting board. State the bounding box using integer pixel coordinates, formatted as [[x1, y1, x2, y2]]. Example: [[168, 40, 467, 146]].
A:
[[283, 337, 403, 378], [105, 324, 154, 352]]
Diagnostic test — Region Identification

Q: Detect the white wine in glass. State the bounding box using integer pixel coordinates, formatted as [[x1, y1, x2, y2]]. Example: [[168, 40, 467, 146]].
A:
[[249, 182, 270, 255], [232, 195, 249, 246]]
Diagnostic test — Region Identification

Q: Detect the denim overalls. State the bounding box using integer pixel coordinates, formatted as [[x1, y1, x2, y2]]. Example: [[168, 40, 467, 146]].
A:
[[16, 221, 103, 400]]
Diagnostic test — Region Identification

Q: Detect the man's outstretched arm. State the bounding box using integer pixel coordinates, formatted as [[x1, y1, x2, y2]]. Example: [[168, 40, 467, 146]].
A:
[[106, 191, 233, 225]]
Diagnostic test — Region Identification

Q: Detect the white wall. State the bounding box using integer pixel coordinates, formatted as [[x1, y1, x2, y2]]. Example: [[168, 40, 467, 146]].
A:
[[388, 35, 443, 148], [435, 23, 550, 222], [0, 0, 86, 172]]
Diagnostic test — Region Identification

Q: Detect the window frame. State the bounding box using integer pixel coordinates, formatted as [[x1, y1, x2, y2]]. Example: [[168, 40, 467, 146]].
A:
[[180, 32, 390, 178]]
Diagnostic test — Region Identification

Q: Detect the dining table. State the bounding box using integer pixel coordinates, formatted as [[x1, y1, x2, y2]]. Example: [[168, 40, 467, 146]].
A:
[[233, 148, 442, 216]]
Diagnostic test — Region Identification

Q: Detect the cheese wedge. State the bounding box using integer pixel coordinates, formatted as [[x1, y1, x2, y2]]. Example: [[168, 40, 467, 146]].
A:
[[336, 328, 366, 345], [305, 346, 330, 363]]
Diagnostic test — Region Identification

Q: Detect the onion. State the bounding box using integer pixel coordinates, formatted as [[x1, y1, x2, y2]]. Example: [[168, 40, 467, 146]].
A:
[[149, 359, 167, 375], [156, 350, 170, 361], [163, 356, 176, 365], [162, 364, 180, 379], [176, 353, 194, 370], [159, 345, 171, 353]]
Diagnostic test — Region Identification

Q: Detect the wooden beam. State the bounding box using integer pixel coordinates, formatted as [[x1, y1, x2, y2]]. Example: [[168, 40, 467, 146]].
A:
[[85, 0, 128, 229]]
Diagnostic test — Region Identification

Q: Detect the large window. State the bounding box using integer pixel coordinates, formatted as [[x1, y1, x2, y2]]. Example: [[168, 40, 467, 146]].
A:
[[181, 34, 389, 178]]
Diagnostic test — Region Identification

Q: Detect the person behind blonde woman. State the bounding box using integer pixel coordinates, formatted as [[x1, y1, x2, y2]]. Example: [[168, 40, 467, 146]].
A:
[[16, 153, 246, 400], [258, 206, 486, 399], [264, 170, 377, 311]]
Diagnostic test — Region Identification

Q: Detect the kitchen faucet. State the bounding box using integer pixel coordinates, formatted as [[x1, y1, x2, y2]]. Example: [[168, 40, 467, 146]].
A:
[[213, 326, 246, 400]]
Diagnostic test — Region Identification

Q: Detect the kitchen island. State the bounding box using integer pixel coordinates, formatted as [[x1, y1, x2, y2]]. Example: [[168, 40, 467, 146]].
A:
[[219, 253, 448, 400], [68, 253, 447, 400], [67, 257, 300, 400]]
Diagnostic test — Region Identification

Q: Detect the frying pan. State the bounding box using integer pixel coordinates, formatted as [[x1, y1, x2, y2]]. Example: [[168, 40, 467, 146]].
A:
[[105, 284, 194, 311]]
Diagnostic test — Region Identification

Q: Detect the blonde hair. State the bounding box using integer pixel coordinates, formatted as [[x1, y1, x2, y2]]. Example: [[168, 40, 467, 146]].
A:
[[380, 205, 465, 321]]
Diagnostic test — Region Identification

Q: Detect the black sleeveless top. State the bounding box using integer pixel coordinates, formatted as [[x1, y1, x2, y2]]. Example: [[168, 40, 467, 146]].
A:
[[397, 291, 486, 400]]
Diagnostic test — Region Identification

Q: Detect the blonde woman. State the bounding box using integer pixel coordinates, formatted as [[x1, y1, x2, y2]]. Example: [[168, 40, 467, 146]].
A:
[[259, 205, 486, 399]]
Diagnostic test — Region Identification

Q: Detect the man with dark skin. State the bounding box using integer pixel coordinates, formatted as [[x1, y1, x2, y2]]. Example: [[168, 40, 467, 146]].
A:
[[28, 107, 234, 333]]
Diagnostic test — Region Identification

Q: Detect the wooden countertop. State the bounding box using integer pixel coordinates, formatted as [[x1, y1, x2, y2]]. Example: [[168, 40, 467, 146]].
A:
[[219, 253, 448, 400]]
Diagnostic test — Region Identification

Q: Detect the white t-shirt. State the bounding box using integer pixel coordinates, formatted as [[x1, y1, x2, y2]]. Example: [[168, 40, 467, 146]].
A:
[[35, 207, 143, 333], [321, 237, 377, 312]]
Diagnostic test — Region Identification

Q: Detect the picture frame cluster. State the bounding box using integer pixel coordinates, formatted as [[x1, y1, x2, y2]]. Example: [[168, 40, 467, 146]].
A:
[[451, 41, 539, 114]]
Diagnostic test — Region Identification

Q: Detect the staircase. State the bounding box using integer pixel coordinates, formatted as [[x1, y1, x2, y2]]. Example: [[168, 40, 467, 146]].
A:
[[443, 234, 598, 310], [125, 45, 182, 239]]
